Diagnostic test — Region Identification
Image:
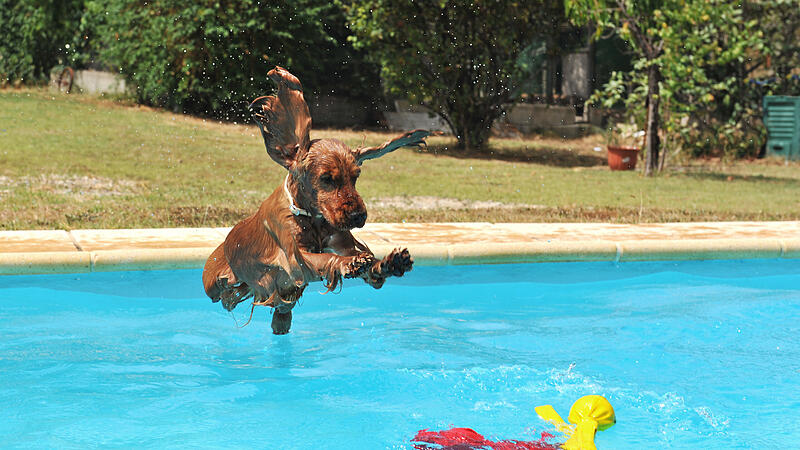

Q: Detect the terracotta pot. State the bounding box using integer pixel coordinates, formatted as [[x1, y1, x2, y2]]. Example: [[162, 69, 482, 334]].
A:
[[607, 145, 640, 171]]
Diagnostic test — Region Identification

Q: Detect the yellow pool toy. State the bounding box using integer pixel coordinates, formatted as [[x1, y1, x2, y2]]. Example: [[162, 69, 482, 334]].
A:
[[535, 395, 616, 450]]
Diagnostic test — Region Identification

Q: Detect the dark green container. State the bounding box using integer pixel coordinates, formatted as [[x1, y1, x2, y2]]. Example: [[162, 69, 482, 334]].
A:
[[763, 96, 800, 160]]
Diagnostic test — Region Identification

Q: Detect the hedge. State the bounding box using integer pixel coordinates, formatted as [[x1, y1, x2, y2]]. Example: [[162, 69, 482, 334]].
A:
[[0, 0, 84, 85], [2, 0, 378, 119]]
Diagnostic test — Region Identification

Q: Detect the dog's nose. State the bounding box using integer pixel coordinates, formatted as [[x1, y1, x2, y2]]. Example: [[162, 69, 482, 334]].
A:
[[350, 211, 367, 228]]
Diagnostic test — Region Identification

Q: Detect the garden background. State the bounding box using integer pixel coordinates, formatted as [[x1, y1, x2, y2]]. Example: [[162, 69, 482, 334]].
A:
[[1, 0, 799, 229]]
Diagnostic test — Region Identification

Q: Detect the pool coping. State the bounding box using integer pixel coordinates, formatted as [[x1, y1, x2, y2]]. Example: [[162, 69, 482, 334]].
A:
[[1, 221, 799, 275]]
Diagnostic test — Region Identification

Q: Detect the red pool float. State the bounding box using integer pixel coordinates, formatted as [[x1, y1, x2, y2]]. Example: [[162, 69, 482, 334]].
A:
[[412, 427, 558, 450]]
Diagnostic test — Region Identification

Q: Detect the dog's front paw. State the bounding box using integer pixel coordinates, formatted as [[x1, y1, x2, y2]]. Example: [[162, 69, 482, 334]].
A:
[[343, 252, 375, 279], [379, 248, 413, 278]]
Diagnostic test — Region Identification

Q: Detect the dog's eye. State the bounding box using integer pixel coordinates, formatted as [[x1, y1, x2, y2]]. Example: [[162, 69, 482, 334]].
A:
[[320, 174, 334, 185]]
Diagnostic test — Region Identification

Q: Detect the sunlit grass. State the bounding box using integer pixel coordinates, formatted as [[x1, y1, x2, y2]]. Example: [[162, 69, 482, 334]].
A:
[[1, 88, 799, 230]]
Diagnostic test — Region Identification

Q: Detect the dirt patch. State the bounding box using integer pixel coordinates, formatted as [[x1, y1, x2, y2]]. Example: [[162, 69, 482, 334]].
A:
[[367, 196, 541, 210], [0, 174, 141, 197]]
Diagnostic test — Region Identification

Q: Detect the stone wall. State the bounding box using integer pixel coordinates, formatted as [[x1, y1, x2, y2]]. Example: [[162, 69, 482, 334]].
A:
[[384, 100, 451, 133], [503, 104, 577, 133], [50, 69, 128, 95], [382, 100, 603, 138]]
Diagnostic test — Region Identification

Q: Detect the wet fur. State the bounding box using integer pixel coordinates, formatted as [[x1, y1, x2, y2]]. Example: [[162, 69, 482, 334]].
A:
[[202, 66, 431, 334]]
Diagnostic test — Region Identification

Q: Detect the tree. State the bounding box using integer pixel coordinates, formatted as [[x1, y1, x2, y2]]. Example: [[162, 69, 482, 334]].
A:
[[657, 1, 765, 161], [569, 0, 772, 167], [570, 0, 768, 171], [567, 0, 666, 175], [343, 0, 566, 151]]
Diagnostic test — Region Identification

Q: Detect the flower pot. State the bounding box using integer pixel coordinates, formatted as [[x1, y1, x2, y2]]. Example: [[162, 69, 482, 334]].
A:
[[607, 145, 640, 171]]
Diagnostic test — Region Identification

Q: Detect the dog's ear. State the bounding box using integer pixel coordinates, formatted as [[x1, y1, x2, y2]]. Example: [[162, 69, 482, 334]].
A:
[[353, 129, 439, 165], [249, 66, 311, 170]]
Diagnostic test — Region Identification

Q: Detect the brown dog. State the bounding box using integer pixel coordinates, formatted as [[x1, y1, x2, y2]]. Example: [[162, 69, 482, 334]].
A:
[[202, 66, 434, 334]]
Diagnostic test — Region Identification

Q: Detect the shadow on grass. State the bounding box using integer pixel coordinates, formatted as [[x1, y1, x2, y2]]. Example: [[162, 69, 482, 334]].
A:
[[425, 145, 606, 168], [677, 171, 800, 185]]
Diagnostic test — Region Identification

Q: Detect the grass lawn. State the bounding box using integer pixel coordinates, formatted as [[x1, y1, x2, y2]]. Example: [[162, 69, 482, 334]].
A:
[[1, 88, 799, 230]]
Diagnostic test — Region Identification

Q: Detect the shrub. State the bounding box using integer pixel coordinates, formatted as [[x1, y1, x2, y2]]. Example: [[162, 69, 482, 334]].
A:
[[579, 0, 799, 163], [579, 0, 771, 166], [85, 0, 378, 119]]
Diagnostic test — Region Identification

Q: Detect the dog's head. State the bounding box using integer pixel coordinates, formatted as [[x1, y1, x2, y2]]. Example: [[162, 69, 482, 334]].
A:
[[272, 137, 368, 231], [249, 66, 434, 231]]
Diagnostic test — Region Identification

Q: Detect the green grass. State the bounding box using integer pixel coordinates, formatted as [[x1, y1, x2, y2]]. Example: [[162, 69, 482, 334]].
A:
[[2, 88, 800, 230]]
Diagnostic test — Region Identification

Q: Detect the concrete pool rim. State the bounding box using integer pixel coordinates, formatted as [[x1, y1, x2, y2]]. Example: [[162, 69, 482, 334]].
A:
[[1, 221, 799, 275]]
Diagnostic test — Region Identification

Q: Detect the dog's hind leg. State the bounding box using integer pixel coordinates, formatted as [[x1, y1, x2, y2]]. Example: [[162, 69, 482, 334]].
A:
[[271, 309, 293, 335], [203, 243, 254, 310]]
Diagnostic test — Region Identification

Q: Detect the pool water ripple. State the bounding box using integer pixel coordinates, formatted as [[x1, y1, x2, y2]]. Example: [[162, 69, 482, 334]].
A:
[[1, 260, 799, 448]]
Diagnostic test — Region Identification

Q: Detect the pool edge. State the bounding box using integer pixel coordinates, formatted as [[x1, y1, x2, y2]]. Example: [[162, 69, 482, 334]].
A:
[[2, 222, 799, 275]]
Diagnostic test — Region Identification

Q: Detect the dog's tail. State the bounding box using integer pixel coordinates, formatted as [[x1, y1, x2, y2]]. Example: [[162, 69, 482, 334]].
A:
[[202, 243, 252, 311]]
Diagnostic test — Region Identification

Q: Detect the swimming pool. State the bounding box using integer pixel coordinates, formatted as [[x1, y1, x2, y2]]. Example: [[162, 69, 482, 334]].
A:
[[1, 260, 798, 448]]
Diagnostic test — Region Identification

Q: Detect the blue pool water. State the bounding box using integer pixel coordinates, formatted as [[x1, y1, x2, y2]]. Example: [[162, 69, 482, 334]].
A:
[[1, 260, 799, 448]]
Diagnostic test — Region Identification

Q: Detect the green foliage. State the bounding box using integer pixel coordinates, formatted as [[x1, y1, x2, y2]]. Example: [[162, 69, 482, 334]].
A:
[[568, 0, 667, 175], [80, 0, 378, 119], [0, 0, 85, 84], [658, 1, 765, 160], [604, 120, 643, 147], [747, 0, 800, 97], [758, 0, 800, 75], [574, 0, 795, 162], [343, 0, 566, 150], [1, 0, 379, 118]]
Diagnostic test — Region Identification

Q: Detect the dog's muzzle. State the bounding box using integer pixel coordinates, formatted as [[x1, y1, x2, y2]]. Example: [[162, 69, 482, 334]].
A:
[[349, 211, 367, 228]]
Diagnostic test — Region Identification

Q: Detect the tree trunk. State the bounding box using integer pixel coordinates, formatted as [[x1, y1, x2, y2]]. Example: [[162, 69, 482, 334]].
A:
[[455, 123, 489, 151], [644, 65, 661, 176], [451, 105, 498, 151]]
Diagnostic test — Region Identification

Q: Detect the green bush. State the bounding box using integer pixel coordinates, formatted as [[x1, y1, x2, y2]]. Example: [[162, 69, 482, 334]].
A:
[[581, 0, 775, 162], [0, 0, 84, 84], [85, 0, 378, 119], [579, 0, 800, 162]]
